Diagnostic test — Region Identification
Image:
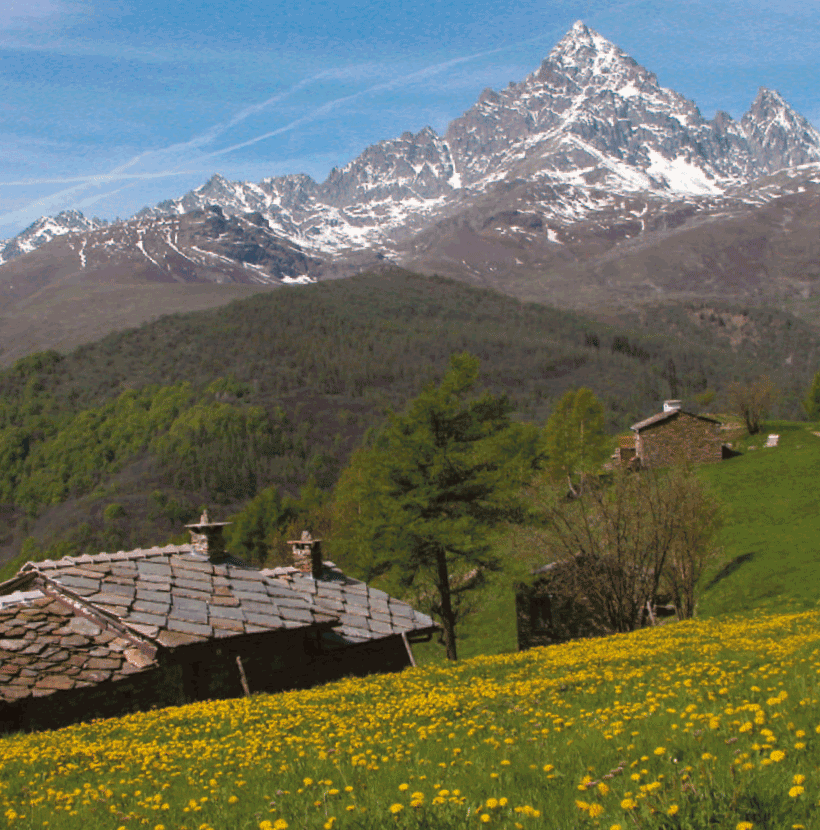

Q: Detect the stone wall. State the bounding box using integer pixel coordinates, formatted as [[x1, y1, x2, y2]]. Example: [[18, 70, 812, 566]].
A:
[[0, 629, 414, 734], [515, 578, 611, 651], [636, 412, 721, 468]]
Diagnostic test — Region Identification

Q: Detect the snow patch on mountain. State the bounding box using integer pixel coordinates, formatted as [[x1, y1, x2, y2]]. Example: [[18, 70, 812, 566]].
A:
[[4, 22, 820, 267]]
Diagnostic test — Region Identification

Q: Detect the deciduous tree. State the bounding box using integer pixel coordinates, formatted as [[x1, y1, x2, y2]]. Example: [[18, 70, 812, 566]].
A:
[[803, 370, 820, 421], [728, 375, 776, 435], [533, 465, 721, 630], [541, 388, 609, 496]]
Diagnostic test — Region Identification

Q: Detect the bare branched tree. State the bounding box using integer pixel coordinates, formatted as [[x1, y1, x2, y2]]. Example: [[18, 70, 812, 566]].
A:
[[533, 466, 722, 631], [728, 375, 776, 435], [662, 470, 723, 619]]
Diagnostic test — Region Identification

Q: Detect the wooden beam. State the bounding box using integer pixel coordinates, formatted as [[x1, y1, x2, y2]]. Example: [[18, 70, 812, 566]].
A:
[[236, 655, 251, 696], [400, 632, 417, 668]]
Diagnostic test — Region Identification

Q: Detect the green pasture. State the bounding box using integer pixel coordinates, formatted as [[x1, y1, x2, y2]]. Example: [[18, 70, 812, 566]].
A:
[[697, 420, 820, 617]]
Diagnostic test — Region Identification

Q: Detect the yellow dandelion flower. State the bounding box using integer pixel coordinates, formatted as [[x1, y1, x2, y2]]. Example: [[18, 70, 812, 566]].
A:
[[667, 805, 679, 816], [737, 823, 754, 830], [480, 815, 490, 824], [389, 804, 403, 814], [789, 786, 804, 797], [589, 804, 604, 819], [770, 750, 786, 762], [486, 798, 499, 809], [654, 747, 666, 755], [793, 774, 806, 785]]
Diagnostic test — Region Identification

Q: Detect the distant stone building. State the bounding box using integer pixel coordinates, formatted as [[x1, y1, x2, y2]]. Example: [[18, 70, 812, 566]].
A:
[[515, 560, 612, 650], [515, 558, 674, 651], [630, 400, 722, 468], [0, 516, 436, 734]]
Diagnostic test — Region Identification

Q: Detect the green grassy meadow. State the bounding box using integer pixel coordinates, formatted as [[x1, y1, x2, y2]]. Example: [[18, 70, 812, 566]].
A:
[[697, 420, 820, 617], [412, 419, 820, 664], [3, 610, 820, 830]]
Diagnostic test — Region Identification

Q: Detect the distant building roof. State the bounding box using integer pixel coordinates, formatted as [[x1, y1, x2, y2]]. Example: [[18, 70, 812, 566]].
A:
[[630, 409, 721, 432]]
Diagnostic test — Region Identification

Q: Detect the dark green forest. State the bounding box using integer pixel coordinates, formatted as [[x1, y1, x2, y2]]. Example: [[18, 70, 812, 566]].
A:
[[0, 269, 816, 576]]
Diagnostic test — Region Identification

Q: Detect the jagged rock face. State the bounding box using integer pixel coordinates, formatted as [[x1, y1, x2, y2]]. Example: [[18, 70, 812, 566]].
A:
[[127, 21, 820, 255], [1, 207, 322, 291], [0, 210, 106, 264], [741, 88, 820, 169], [3, 21, 820, 278]]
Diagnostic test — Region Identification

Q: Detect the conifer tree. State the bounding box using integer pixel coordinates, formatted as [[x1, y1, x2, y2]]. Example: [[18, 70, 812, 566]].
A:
[[331, 353, 524, 660]]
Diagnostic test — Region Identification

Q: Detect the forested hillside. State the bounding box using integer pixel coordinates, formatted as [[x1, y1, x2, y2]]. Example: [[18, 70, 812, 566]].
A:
[[0, 269, 816, 573]]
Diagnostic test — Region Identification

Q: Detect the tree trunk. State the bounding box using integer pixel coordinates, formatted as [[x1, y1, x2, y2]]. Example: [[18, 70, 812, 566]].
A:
[[436, 549, 458, 661]]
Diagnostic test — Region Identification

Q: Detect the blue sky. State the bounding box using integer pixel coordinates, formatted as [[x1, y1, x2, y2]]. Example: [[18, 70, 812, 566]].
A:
[[0, 0, 817, 239]]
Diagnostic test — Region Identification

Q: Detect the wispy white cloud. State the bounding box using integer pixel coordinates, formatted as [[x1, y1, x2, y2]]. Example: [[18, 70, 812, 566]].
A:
[[0, 0, 79, 30], [203, 45, 511, 160], [0, 170, 200, 186], [0, 43, 514, 227]]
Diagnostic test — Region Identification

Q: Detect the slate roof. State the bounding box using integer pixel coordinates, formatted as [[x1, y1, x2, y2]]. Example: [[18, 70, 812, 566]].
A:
[[630, 409, 721, 432], [19, 545, 337, 649], [0, 546, 438, 707], [0, 593, 155, 704], [264, 562, 437, 645]]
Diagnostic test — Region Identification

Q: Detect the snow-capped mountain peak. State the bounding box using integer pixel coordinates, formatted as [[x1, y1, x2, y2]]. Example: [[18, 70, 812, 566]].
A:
[[3, 22, 820, 267], [0, 210, 107, 264], [740, 87, 820, 169]]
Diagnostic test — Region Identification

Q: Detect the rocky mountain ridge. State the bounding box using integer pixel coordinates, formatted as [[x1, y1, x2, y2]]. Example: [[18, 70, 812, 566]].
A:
[[3, 21, 819, 268]]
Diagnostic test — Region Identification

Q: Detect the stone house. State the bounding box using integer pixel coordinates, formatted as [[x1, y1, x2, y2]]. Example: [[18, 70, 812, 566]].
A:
[[0, 516, 436, 734], [630, 400, 722, 468], [515, 558, 674, 651]]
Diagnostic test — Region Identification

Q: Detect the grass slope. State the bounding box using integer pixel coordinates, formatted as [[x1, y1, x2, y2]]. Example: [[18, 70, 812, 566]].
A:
[[2, 610, 819, 830], [697, 421, 820, 617]]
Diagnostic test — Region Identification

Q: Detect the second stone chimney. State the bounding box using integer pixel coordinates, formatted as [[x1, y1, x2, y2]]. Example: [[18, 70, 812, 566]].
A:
[[289, 530, 323, 579], [663, 399, 682, 413], [185, 509, 232, 564]]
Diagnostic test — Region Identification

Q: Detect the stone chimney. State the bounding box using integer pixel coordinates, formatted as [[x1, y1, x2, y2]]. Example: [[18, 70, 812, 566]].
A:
[[185, 509, 232, 564], [288, 530, 323, 579], [663, 399, 682, 413]]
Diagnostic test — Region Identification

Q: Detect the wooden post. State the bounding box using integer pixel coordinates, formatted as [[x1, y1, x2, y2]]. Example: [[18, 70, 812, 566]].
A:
[[236, 655, 251, 696], [401, 632, 417, 668]]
